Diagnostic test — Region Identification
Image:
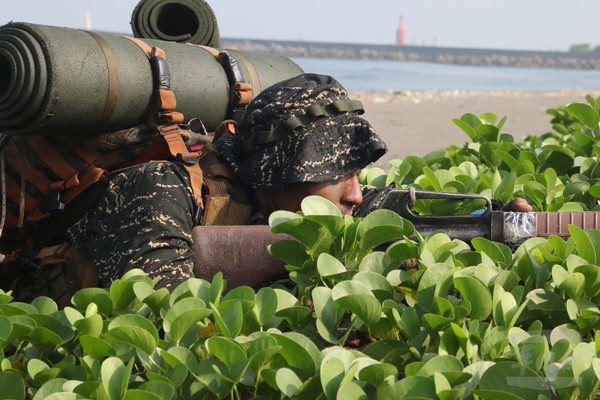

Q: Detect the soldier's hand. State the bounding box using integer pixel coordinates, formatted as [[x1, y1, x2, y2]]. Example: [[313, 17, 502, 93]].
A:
[[501, 197, 532, 212]]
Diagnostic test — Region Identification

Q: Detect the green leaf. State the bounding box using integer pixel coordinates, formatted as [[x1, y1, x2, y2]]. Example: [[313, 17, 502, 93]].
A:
[[0, 371, 25, 400], [80, 335, 117, 359], [384, 375, 437, 399], [453, 272, 492, 321], [72, 288, 113, 316], [216, 300, 244, 338], [416, 355, 464, 378], [110, 279, 136, 314], [353, 271, 394, 302], [321, 354, 348, 400], [312, 287, 339, 344], [101, 357, 132, 400], [516, 335, 548, 372], [252, 287, 278, 328], [133, 283, 169, 316], [569, 225, 597, 264], [28, 327, 62, 349], [475, 361, 551, 399], [493, 172, 516, 204], [317, 253, 347, 278], [163, 297, 211, 344], [417, 263, 455, 312], [276, 306, 312, 330], [337, 381, 368, 400], [205, 336, 248, 380], [272, 332, 322, 376], [357, 361, 398, 386], [31, 296, 58, 315], [301, 195, 345, 235], [31, 378, 70, 399], [471, 237, 512, 266], [0, 316, 12, 344], [106, 314, 159, 355], [73, 314, 103, 337], [575, 264, 600, 297], [270, 211, 329, 253], [453, 118, 478, 142], [357, 209, 414, 252], [332, 280, 382, 325], [276, 368, 303, 398], [123, 389, 162, 400], [268, 239, 309, 267], [567, 102, 600, 130]]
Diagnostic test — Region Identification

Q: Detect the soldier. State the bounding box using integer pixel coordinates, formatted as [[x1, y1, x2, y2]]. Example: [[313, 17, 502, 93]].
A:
[[65, 73, 388, 291]]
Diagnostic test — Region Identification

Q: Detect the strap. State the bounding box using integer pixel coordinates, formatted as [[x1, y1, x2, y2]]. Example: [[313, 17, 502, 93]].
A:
[[25, 136, 79, 181], [121, 36, 184, 124], [191, 45, 253, 120], [123, 36, 204, 221], [233, 99, 365, 154], [87, 31, 120, 125], [0, 146, 5, 239], [158, 125, 205, 219], [5, 140, 52, 194]]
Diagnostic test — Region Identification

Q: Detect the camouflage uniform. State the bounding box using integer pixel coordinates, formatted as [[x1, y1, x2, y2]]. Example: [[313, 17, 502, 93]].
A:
[[66, 161, 196, 290], [66, 73, 387, 291]]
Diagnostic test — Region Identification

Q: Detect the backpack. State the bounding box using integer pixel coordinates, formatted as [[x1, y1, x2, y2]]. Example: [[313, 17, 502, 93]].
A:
[[0, 40, 253, 305], [0, 122, 252, 306]]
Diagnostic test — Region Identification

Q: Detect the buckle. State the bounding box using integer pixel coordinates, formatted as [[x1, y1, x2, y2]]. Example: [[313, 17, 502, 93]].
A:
[[175, 152, 200, 165], [193, 204, 203, 226]]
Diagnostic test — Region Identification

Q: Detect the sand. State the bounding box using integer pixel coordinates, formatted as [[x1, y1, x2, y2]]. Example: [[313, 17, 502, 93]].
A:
[[351, 89, 600, 167]]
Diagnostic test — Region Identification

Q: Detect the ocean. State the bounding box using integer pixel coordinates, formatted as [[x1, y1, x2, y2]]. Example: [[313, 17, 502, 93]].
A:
[[290, 57, 600, 92]]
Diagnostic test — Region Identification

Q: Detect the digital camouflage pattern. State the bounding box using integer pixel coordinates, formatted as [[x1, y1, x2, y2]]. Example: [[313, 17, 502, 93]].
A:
[[66, 161, 196, 290], [64, 74, 388, 291], [217, 73, 387, 192]]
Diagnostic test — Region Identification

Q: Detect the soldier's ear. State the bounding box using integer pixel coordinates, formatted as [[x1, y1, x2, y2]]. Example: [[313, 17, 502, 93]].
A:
[[213, 120, 237, 143]]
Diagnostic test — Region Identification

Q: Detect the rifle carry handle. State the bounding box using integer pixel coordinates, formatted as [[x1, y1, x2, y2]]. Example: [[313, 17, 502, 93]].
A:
[[379, 189, 501, 243]]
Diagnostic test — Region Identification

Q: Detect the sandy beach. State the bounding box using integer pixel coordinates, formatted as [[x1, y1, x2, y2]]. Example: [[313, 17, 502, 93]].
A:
[[352, 89, 600, 167]]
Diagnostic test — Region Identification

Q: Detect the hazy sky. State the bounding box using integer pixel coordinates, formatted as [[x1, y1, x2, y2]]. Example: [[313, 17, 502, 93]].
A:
[[1, 1, 599, 52]]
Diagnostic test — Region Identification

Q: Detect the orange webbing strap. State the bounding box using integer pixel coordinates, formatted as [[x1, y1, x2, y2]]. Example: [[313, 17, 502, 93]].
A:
[[159, 124, 205, 218], [120, 36, 184, 125], [87, 31, 119, 125], [189, 44, 253, 116], [122, 36, 204, 221]]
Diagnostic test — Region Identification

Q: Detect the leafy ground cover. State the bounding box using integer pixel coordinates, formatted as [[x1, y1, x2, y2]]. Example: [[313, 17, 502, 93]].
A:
[[2, 97, 600, 399]]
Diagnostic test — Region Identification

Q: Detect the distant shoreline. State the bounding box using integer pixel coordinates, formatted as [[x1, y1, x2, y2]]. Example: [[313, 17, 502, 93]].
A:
[[222, 38, 600, 70], [352, 89, 600, 164]]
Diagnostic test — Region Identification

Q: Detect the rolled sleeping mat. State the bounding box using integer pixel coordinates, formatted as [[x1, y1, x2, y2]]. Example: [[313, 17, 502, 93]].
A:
[[131, 0, 221, 47], [0, 22, 303, 136]]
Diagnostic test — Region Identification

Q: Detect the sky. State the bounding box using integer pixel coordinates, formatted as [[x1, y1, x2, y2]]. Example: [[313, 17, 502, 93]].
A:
[[1, 1, 599, 52]]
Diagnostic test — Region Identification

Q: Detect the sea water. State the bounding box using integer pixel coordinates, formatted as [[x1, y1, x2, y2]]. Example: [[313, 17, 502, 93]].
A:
[[291, 57, 600, 91]]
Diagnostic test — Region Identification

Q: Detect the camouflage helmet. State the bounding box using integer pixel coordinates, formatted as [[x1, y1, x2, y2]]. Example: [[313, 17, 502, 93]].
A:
[[216, 73, 388, 192]]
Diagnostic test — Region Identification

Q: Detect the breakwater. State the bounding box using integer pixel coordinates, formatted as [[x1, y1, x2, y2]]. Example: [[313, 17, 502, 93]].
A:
[[222, 38, 600, 70]]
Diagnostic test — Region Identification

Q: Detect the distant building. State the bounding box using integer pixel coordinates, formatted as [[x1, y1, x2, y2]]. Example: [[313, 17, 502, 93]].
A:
[[396, 16, 406, 46]]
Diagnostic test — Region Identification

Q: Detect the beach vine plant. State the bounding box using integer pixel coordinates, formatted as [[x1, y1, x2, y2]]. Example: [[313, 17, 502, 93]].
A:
[[2, 96, 600, 399]]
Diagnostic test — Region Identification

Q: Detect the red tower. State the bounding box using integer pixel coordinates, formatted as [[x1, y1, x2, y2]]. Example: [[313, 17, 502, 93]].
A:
[[396, 16, 406, 46]]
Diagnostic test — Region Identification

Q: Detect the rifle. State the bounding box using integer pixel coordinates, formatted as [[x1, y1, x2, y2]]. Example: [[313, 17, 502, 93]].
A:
[[377, 188, 596, 244], [191, 189, 600, 288]]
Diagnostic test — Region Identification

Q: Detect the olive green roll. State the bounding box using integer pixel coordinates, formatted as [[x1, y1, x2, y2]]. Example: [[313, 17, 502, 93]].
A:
[[131, 0, 221, 47], [0, 22, 303, 136]]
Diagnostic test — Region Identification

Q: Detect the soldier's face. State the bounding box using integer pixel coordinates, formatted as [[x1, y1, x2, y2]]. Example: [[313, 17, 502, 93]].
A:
[[261, 171, 363, 217]]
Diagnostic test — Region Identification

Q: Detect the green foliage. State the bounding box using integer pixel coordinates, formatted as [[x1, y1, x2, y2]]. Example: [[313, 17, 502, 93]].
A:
[[6, 95, 600, 398]]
